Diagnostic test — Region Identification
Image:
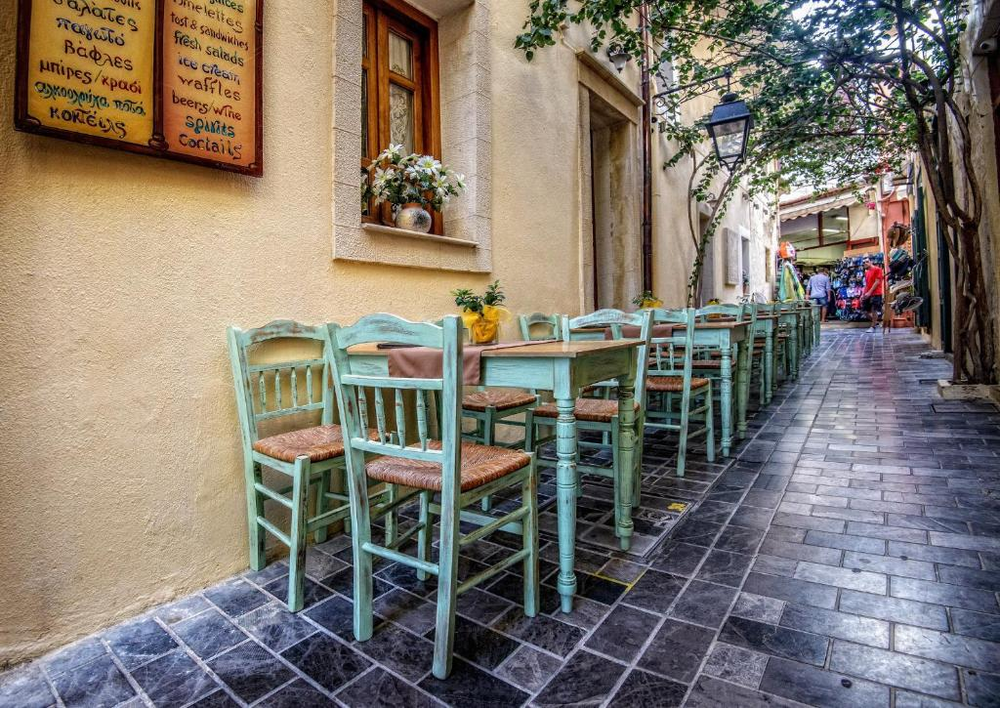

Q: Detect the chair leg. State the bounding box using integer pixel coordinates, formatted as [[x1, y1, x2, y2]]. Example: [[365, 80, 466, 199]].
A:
[[676, 388, 692, 478], [610, 421, 631, 550], [245, 461, 266, 571], [432, 490, 461, 679], [705, 385, 716, 463], [523, 410, 535, 452], [522, 460, 539, 617], [345, 449, 374, 643], [632, 416, 644, 509], [287, 455, 311, 613], [417, 490, 433, 581], [385, 484, 398, 547], [482, 409, 496, 512], [314, 469, 331, 544]]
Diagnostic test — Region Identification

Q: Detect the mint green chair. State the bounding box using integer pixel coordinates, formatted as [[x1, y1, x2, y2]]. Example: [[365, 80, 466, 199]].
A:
[[527, 308, 652, 551], [645, 308, 716, 477], [328, 314, 539, 680], [518, 312, 561, 341], [227, 320, 399, 612]]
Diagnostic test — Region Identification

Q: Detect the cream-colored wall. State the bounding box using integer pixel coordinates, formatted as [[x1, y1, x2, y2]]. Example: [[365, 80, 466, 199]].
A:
[[0, 1, 775, 665], [0, 1, 591, 665]]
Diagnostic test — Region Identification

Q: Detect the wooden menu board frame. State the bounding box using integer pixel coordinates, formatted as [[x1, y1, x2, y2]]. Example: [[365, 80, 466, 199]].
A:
[[14, 0, 263, 177]]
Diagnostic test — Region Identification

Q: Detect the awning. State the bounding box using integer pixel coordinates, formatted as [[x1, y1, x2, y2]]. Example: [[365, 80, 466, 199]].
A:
[[779, 193, 859, 222]]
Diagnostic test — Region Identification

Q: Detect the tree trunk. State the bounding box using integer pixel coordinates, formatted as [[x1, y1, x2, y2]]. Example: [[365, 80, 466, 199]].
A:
[[952, 222, 998, 384]]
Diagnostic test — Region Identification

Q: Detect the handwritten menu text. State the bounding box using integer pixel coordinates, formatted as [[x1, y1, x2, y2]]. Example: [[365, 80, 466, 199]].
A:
[[16, 0, 262, 175]]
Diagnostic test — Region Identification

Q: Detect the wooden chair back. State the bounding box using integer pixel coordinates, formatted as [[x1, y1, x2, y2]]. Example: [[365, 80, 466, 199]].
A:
[[562, 308, 653, 405], [328, 314, 463, 476], [518, 312, 561, 341], [648, 308, 697, 384], [227, 320, 334, 450]]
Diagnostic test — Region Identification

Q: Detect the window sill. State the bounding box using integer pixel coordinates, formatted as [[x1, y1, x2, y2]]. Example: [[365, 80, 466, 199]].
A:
[[361, 223, 477, 248]]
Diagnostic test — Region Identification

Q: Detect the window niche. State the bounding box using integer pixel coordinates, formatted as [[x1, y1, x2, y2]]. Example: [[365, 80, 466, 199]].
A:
[[332, 0, 492, 272]]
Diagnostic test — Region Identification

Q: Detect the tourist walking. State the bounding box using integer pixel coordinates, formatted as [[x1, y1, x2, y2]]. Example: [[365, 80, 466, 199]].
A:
[[807, 267, 832, 323], [861, 256, 885, 333]]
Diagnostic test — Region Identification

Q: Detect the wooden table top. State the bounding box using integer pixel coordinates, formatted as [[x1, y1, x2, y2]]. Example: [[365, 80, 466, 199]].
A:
[[347, 339, 639, 360]]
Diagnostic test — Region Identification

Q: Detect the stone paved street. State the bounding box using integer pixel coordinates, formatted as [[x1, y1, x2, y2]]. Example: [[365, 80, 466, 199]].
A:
[[2, 328, 999, 707]]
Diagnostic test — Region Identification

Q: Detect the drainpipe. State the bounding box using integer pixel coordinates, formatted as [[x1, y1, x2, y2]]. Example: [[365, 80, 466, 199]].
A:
[[640, 4, 653, 293]]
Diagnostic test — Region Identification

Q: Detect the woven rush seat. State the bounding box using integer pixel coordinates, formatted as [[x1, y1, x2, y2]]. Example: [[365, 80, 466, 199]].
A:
[[253, 424, 348, 463], [462, 389, 536, 412], [366, 441, 530, 492], [533, 397, 640, 423], [647, 376, 710, 392]]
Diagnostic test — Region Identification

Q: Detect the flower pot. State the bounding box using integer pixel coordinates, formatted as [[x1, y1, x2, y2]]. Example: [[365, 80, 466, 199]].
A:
[[395, 203, 432, 233]]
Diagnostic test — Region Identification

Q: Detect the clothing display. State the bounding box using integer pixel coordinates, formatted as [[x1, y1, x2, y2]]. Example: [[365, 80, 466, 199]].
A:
[[831, 253, 885, 322]]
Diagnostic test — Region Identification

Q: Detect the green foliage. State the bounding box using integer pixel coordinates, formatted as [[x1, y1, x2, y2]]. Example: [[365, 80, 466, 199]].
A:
[[452, 280, 506, 314]]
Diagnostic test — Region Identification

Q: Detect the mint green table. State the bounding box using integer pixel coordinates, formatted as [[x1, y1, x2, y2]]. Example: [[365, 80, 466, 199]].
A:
[[685, 321, 750, 454], [347, 339, 640, 614]]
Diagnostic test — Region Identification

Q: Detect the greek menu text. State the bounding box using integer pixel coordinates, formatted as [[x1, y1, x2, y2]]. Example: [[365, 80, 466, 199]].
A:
[[16, 0, 261, 175]]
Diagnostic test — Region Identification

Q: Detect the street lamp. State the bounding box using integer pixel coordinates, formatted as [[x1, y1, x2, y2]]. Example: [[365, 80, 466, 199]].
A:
[[706, 92, 753, 171], [607, 45, 631, 73]]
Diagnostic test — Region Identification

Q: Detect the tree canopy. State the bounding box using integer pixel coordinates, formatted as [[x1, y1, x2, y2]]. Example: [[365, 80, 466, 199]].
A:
[[517, 0, 994, 383]]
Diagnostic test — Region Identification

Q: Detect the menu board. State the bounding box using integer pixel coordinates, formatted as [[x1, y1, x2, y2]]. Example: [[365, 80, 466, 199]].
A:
[[14, 0, 263, 176]]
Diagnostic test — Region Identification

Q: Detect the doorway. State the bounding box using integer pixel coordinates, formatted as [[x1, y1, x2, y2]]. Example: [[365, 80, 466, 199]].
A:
[[583, 89, 640, 310]]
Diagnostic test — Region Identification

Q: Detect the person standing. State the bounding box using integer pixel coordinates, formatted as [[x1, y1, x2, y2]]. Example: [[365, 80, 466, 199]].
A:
[[807, 267, 833, 323], [861, 257, 885, 333]]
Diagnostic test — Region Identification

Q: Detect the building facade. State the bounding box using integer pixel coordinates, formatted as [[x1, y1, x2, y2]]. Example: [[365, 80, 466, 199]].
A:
[[0, 0, 775, 664]]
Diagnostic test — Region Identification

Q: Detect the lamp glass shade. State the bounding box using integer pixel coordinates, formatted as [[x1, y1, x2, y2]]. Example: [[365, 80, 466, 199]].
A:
[[706, 94, 752, 169], [609, 50, 630, 73]]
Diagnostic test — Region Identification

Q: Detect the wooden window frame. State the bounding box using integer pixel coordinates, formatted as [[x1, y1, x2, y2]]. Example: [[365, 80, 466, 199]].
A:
[[361, 0, 442, 233]]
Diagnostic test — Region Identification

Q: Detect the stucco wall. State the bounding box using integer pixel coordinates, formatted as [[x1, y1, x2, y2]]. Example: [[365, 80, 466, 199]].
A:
[[0, 0, 590, 665], [0, 1, 775, 665]]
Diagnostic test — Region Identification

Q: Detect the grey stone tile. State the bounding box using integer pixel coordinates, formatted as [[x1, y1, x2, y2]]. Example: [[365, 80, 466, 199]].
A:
[[842, 550, 937, 579], [155, 596, 211, 625], [638, 618, 715, 682], [702, 643, 769, 688], [891, 577, 999, 613], [695, 549, 753, 586], [0, 665, 56, 708], [493, 610, 585, 658], [51, 654, 136, 708], [258, 678, 336, 707], [887, 540, 981, 567], [950, 608, 1000, 642], [742, 572, 839, 609], [534, 650, 625, 708], [804, 529, 886, 554], [208, 641, 295, 704], [281, 633, 370, 694], [894, 625, 1000, 673], [103, 617, 177, 669], [495, 645, 562, 693], [236, 602, 317, 653], [719, 616, 828, 666], [780, 603, 890, 648], [130, 648, 218, 708], [839, 591, 951, 631], [585, 604, 660, 662], [793, 560, 887, 593], [174, 609, 248, 660], [42, 637, 107, 677], [442, 616, 519, 670], [829, 640, 960, 700], [668, 580, 738, 628], [731, 592, 785, 624], [419, 657, 528, 707], [622, 569, 686, 613], [759, 656, 890, 707], [686, 675, 804, 708], [337, 668, 438, 708], [204, 579, 270, 618], [352, 622, 433, 681], [962, 668, 1000, 708], [607, 669, 687, 708]]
